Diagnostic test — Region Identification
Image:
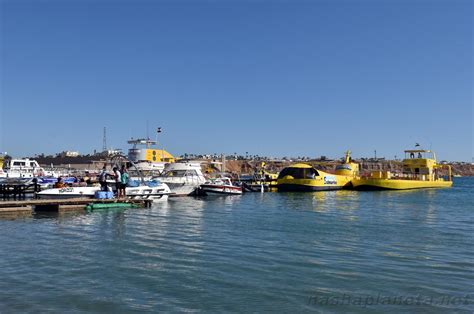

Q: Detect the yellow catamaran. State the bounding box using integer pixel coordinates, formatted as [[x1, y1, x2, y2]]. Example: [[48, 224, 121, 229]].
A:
[[351, 149, 452, 190]]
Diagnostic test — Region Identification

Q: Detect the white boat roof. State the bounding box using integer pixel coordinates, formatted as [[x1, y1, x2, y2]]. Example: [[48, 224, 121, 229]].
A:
[[164, 162, 202, 170]]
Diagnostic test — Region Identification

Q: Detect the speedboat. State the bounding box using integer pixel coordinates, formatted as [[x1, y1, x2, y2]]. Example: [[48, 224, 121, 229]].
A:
[[36, 176, 77, 188], [152, 162, 206, 196], [36, 186, 105, 199], [351, 149, 452, 190], [277, 151, 359, 191], [200, 177, 242, 195]]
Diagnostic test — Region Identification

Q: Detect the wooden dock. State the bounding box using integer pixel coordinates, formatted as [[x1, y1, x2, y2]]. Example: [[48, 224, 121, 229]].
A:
[[0, 182, 40, 199], [0, 198, 152, 215]]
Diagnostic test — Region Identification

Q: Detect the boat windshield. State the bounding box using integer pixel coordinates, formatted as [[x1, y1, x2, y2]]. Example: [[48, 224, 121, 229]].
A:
[[405, 151, 435, 160], [161, 170, 187, 177], [277, 167, 319, 179]]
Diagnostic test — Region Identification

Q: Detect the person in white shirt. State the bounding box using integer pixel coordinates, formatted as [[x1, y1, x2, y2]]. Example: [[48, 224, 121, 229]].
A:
[[112, 166, 122, 197]]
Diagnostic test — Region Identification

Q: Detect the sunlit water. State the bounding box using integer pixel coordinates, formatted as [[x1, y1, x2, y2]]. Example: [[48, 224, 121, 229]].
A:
[[0, 178, 473, 313]]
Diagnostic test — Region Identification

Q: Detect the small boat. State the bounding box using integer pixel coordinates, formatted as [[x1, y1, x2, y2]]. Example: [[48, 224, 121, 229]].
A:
[[36, 176, 77, 188], [277, 151, 359, 191], [37, 186, 105, 199], [200, 177, 243, 195], [238, 162, 279, 191], [351, 149, 452, 190]]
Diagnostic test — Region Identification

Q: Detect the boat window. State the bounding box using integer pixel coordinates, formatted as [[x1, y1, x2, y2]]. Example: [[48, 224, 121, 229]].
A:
[[13, 161, 26, 166], [305, 168, 318, 179], [277, 167, 319, 179], [186, 170, 198, 176]]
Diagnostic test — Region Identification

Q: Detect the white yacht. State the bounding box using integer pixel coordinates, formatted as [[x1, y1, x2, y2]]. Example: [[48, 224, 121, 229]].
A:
[[153, 162, 206, 196], [0, 158, 57, 178]]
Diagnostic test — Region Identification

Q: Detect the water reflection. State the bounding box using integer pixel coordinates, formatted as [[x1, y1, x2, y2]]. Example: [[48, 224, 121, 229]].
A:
[[149, 197, 206, 245], [310, 190, 360, 213], [198, 194, 243, 209], [0, 182, 472, 313]]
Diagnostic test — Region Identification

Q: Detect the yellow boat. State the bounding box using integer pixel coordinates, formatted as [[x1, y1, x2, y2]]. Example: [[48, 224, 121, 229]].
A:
[[351, 149, 452, 190], [277, 151, 359, 191]]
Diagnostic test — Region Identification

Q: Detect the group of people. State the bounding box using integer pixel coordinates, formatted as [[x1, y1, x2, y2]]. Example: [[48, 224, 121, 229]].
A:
[[98, 165, 129, 198]]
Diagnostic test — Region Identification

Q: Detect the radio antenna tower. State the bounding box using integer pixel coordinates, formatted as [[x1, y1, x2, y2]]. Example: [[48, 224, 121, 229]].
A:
[[103, 127, 107, 152]]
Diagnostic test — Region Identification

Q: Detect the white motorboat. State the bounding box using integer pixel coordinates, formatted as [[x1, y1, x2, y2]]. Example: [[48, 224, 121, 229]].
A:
[[36, 186, 105, 199], [0, 158, 58, 178], [153, 162, 206, 196], [200, 177, 243, 195], [37, 182, 171, 202]]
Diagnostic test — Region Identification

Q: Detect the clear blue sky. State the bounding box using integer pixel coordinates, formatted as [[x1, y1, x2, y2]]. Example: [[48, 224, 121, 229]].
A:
[[1, 0, 472, 161]]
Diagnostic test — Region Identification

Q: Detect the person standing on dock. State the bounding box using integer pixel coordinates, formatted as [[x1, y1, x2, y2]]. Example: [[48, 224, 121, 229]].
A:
[[119, 165, 129, 198], [98, 166, 109, 191], [113, 166, 122, 198]]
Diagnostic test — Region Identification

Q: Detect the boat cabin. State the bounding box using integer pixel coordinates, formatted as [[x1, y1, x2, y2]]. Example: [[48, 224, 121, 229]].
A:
[[127, 138, 175, 163], [402, 150, 442, 180], [1, 158, 47, 178]]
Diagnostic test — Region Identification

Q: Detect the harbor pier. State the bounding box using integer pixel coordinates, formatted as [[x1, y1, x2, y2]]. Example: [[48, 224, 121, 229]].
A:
[[0, 181, 40, 199]]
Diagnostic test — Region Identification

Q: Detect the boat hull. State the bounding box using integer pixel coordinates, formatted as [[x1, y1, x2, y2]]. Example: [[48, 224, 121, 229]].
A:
[[126, 186, 170, 201], [36, 186, 100, 199], [277, 175, 353, 192], [277, 183, 344, 192], [351, 178, 453, 190], [200, 185, 243, 195], [162, 182, 200, 196]]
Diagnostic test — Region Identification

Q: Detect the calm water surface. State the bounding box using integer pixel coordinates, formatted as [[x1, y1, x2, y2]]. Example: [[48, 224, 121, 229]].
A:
[[0, 178, 473, 313]]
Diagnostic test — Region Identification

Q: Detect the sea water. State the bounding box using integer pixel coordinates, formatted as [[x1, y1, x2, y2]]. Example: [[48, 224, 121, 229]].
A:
[[0, 178, 472, 313]]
